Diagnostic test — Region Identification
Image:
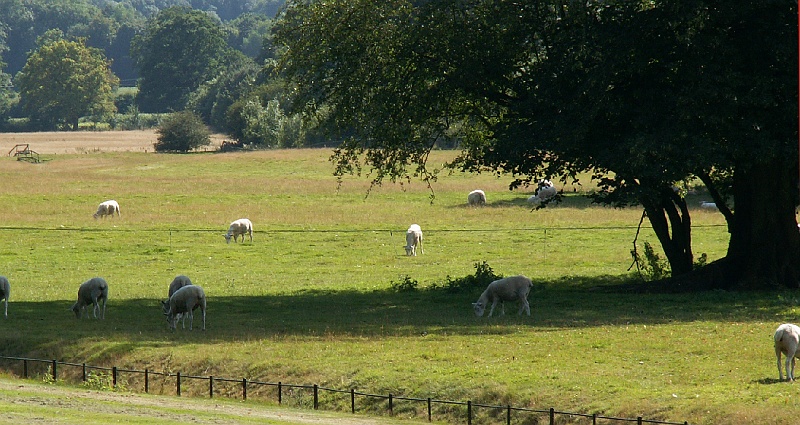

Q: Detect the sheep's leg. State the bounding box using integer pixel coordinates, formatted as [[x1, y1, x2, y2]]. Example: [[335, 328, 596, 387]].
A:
[[188, 310, 194, 330], [519, 300, 531, 316], [201, 306, 206, 331], [3, 297, 6, 318], [791, 356, 796, 381], [488, 300, 499, 317]]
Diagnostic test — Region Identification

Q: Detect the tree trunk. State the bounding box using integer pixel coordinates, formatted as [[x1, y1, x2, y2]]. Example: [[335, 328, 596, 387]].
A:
[[724, 161, 800, 289], [642, 189, 694, 276]]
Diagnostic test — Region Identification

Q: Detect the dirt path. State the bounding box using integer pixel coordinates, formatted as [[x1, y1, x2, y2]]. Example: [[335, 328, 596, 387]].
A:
[[0, 130, 227, 155], [0, 379, 427, 425]]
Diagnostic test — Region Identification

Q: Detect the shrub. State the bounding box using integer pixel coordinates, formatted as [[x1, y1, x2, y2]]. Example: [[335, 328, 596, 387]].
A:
[[154, 111, 211, 153], [390, 275, 418, 292], [434, 261, 502, 293]]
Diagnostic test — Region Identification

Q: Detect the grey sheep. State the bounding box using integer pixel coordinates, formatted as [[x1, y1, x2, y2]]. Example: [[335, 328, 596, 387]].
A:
[[162, 285, 206, 331], [167, 275, 193, 328], [71, 277, 108, 319], [0, 276, 9, 318], [472, 275, 532, 317]]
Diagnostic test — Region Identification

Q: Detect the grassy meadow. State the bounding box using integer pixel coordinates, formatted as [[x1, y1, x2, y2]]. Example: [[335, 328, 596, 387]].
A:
[[0, 146, 795, 424]]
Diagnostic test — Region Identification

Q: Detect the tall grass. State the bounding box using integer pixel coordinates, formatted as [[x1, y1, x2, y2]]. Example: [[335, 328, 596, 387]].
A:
[[0, 149, 793, 425]]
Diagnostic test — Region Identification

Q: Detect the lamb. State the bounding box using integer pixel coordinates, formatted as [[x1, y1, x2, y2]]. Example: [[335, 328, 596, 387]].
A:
[[528, 180, 557, 205], [167, 275, 193, 327], [162, 284, 206, 331], [467, 189, 486, 206], [71, 277, 108, 319], [93, 200, 120, 219], [0, 276, 9, 318], [775, 323, 800, 381], [223, 218, 253, 244], [473, 275, 533, 317], [404, 224, 424, 256]]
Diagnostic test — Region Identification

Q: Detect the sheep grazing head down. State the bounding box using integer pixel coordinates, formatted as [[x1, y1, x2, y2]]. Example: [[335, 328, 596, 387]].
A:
[[473, 275, 533, 317]]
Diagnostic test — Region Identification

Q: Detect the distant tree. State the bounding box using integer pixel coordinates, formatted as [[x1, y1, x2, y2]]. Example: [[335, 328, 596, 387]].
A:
[[15, 35, 118, 130], [155, 110, 212, 152], [186, 50, 259, 130], [131, 6, 231, 112]]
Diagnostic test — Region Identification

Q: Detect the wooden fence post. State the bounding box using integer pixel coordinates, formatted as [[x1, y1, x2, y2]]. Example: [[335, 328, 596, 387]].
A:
[[278, 382, 282, 404], [82, 363, 86, 382], [144, 369, 149, 393], [506, 405, 511, 425], [177, 372, 181, 396], [313, 384, 318, 410], [51, 360, 57, 382], [389, 393, 393, 416], [112, 366, 117, 388], [209, 376, 214, 398], [23, 359, 27, 378], [467, 400, 472, 425], [242, 378, 247, 400], [427, 398, 432, 422], [550, 407, 555, 425], [351, 388, 355, 413]]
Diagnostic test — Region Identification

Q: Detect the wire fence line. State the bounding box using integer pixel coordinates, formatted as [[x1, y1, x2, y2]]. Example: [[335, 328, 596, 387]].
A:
[[0, 224, 726, 234], [0, 355, 690, 425]]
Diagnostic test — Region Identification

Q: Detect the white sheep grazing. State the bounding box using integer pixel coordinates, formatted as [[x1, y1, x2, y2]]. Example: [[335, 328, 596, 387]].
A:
[[223, 218, 253, 244], [775, 323, 800, 381], [404, 224, 424, 256], [71, 277, 108, 319], [473, 275, 533, 317], [468, 189, 486, 206], [699, 201, 718, 210], [162, 285, 206, 331], [0, 276, 9, 318], [167, 275, 193, 328], [93, 200, 120, 219]]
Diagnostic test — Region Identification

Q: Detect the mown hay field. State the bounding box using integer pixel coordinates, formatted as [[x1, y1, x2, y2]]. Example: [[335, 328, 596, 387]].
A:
[[0, 131, 794, 425]]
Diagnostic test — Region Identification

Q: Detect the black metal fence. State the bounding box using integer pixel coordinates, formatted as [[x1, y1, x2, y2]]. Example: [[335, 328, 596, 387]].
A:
[[0, 355, 690, 425]]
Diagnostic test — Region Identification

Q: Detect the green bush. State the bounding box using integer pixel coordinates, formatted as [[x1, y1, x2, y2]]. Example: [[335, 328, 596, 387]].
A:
[[154, 111, 211, 152]]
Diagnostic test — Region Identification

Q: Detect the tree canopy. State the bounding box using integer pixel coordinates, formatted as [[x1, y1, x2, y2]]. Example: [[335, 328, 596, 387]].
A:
[[15, 35, 119, 130], [276, 0, 800, 290]]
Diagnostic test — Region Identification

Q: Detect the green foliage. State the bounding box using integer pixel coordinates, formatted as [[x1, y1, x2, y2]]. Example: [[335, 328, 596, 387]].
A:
[[630, 241, 670, 282], [131, 6, 231, 112], [433, 261, 502, 293], [82, 372, 126, 392], [389, 275, 418, 292], [15, 37, 119, 130], [154, 110, 211, 152]]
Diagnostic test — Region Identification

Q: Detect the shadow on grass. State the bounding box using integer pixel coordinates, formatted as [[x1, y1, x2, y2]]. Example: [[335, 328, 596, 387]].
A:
[[0, 276, 794, 353]]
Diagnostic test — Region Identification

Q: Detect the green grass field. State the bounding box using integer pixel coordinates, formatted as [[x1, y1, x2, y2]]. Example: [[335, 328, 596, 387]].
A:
[[0, 148, 795, 424]]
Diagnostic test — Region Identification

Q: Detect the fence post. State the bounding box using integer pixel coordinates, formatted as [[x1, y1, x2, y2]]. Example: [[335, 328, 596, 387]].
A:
[[177, 372, 181, 396], [112, 367, 117, 388], [467, 401, 472, 425], [389, 393, 393, 416], [313, 384, 318, 410], [209, 376, 213, 398], [351, 388, 355, 413], [278, 382, 282, 404], [637, 418, 643, 425], [593, 413, 597, 425], [23, 359, 27, 378], [242, 378, 247, 401], [144, 369, 149, 393], [550, 407, 555, 425], [507, 405, 511, 425], [51, 360, 57, 382], [427, 398, 432, 422], [82, 363, 86, 382]]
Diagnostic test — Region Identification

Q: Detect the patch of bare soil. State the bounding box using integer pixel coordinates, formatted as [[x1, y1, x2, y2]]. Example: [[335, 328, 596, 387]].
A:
[[0, 130, 227, 155], [0, 379, 414, 425]]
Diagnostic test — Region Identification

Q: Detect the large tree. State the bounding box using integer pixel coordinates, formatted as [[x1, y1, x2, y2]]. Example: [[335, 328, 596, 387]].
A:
[[276, 0, 799, 290], [130, 6, 230, 112], [15, 35, 118, 130]]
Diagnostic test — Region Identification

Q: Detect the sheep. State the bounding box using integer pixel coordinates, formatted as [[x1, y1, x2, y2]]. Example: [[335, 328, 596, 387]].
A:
[[0, 276, 9, 318], [404, 224, 424, 256], [93, 200, 120, 219], [699, 201, 718, 210], [473, 275, 532, 317], [71, 277, 108, 319], [162, 284, 206, 331], [223, 218, 253, 244], [167, 275, 193, 328], [775, 323, 800, 381], [467, 189, 486, 206]]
